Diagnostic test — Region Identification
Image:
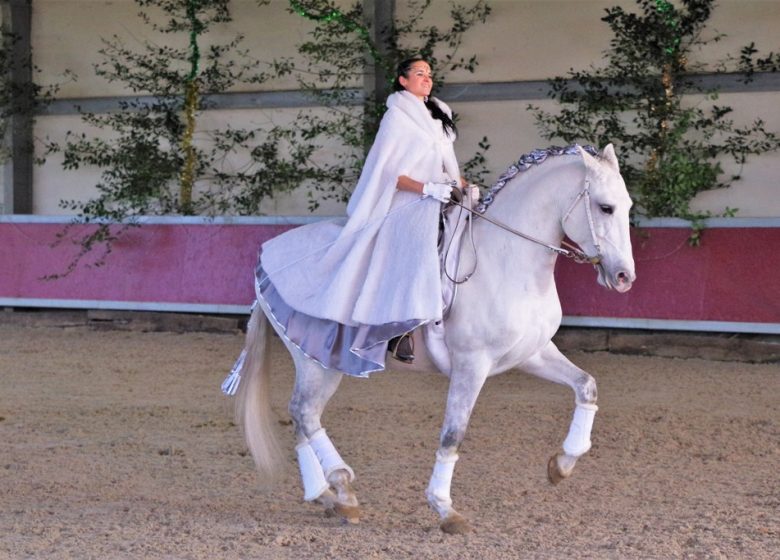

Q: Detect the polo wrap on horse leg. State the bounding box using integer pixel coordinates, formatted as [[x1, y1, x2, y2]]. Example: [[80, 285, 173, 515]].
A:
[[426, 451, 459, 510], [309, 428, 355, 482], [295, 441, 329, 501], [563, 402, 598, 457]]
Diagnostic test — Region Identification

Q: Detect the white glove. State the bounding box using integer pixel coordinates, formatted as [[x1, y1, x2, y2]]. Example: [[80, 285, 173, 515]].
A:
[[422, 181, 454, 203]]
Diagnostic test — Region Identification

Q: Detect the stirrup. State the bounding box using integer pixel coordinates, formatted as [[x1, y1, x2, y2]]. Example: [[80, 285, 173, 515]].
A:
[[389, 332, 415, 364]]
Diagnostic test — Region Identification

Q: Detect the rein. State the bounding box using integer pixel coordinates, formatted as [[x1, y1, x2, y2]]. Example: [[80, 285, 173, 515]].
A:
[[558, 177, 604, 265], [450, 144, 607, 278], [446, 177, 603, 275]]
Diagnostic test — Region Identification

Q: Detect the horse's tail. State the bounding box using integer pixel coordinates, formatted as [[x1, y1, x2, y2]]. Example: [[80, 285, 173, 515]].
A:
[[234, 304, 284, 480]]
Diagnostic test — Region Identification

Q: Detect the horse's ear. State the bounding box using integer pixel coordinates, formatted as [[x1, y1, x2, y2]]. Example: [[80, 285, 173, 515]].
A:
[[576, 144, 602, 172], [601, 144, 620, 171], [576, 144, 596, 165]]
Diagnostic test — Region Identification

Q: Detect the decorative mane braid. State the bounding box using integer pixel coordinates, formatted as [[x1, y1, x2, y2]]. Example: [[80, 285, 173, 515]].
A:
[[476, 144, 600, 213]]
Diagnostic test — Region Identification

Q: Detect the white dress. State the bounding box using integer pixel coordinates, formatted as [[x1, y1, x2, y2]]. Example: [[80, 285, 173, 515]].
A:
[[257, 90, 460, 376]]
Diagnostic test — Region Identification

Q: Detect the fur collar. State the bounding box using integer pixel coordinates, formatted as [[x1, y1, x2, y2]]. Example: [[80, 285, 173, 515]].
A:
[[386, 90, 453, 142]]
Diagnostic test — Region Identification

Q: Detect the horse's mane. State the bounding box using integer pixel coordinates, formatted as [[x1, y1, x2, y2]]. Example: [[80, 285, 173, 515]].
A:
[[476, 144, 599, 214]]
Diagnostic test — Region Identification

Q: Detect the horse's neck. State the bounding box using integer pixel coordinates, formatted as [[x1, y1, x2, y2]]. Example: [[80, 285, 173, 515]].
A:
[[477, 157, 583, 280]]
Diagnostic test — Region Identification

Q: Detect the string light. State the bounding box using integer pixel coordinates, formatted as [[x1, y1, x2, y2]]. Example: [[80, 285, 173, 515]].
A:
[[179, 0, 202, 213], [655, 0, 682, 56], [648, 0, 685, 174], [288, 0, 383, 68]]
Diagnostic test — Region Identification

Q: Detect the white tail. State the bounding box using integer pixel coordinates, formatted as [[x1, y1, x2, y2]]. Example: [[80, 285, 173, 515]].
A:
[[235, 305, 284, 479]]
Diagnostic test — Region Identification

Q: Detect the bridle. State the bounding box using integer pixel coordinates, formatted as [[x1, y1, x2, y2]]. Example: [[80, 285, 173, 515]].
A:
[[444, 176, 603, 286], [559, 177, 603, 265]]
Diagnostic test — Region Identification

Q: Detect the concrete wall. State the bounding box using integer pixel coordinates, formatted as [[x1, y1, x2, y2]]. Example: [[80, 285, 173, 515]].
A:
[[15, 0, 780, 217]]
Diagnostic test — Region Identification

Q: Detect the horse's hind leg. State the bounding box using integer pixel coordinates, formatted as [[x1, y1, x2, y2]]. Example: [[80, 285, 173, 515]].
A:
[[288, 351, 360, 523], [520, 342, 598, 484]]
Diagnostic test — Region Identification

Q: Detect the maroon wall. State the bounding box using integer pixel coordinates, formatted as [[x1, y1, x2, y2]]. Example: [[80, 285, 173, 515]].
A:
[[1, 218, 778, 331], [556, 226, 780, 325], [0, 220, 285, 311]]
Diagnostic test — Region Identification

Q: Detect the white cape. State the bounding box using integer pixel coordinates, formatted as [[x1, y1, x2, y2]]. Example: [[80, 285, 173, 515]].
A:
[[260, 90, 460, 327]]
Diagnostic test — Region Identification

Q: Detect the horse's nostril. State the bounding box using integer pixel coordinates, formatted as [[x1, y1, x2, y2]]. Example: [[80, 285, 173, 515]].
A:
[[615, 271, 633, 285]]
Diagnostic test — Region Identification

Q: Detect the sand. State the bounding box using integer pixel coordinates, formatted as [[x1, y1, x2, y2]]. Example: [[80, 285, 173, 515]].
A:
[[0, 322, 777, 559]]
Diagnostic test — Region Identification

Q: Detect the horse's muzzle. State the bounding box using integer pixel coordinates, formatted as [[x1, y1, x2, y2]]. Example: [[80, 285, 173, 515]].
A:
[[597, 264, 635, 293]]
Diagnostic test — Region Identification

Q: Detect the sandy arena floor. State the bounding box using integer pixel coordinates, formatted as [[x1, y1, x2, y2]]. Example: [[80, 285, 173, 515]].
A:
[[0, 322, 777, 559]]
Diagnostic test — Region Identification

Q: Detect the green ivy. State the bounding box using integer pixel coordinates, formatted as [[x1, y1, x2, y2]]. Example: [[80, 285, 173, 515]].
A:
[[44, 0, 280, 275], [529, 0, 780, 242], [0, 29, 68, 169], [43, 0, 491, 275], [279, 0, 492, 210]]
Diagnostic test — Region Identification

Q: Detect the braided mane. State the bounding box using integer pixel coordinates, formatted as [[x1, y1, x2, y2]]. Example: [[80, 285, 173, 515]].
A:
[[476, 144, 599, 213]]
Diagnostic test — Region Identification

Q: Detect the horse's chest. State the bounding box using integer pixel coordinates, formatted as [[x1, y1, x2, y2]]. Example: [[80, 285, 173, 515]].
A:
[[485, 302, 561, 372]]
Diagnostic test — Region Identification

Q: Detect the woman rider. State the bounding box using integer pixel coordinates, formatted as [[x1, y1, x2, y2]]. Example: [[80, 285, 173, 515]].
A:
[[257, 57, 466, 375]]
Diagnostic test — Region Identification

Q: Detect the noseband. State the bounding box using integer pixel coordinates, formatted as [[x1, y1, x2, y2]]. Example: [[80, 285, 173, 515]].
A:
[[560, 178, 603, 265], [466, 144, 605, 267]]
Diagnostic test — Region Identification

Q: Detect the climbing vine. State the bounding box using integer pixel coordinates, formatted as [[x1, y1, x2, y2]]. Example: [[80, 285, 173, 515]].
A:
[[44, 0, 491, 275], [530, 0, 780, 242], [178, 0, 203, 214], [45, 0, 278, 275], [280, 0, 493, 209], [0, 29, 66, 171]]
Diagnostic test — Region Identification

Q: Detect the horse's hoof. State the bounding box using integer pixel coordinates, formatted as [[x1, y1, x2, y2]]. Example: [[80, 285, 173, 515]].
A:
[[440, 512, 471, 534], [334, 503, 361, 524], [547, 453, 568, 485], [317, 489, 338, 517]]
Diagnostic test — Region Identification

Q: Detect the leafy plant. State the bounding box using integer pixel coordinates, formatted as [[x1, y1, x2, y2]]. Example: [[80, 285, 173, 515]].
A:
[[529, 0, 779, 239], [45, 0, 491, 275], [44, 0, 286, 274], [281, 0, 493, 209], [48, 0, 278, 217], [0, 29, 69, 179]]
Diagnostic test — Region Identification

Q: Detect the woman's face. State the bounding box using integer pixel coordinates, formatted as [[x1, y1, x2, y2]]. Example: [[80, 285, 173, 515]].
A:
[[399, 61, 433, 101]]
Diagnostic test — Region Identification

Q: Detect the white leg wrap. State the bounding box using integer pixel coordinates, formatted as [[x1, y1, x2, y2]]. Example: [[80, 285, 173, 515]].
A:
[[426, 451, 459, 512], [295, 441, 329, 501], [563, 402, 598, 457], [309, 428, 355, 482]]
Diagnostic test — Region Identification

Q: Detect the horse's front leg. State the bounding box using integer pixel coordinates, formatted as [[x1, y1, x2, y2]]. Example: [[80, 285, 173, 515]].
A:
[[427, 364, 489, 534], [520, 341, 598, 484]]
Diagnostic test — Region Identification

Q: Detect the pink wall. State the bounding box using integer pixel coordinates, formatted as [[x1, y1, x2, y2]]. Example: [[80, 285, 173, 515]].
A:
[[0, 220, 284, 309], [556, 226, 780, 325], [1, 219, 778, 330]]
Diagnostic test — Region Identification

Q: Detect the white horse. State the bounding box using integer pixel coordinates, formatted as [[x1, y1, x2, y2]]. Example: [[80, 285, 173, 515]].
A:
[[229, 144, 635, 534]]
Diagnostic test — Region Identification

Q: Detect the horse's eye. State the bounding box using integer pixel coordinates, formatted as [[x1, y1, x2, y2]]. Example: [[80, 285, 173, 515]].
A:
[[599, 205, 614, 215]]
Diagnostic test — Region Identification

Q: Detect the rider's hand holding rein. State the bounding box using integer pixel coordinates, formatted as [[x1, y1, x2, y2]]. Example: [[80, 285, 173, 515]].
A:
[[422, 182, 455, 203], [397, 174, 470, 204]]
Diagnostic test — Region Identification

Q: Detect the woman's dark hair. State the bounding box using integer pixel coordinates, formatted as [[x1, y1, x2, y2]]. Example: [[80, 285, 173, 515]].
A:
[[392, 57, 456, 136]]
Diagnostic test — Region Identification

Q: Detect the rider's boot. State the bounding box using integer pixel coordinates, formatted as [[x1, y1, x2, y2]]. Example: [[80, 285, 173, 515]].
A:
[[389, 332, 414, 363]]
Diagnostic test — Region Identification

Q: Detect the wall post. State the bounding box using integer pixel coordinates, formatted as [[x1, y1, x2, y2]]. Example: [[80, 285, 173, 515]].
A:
[[2, 0, 33, 214]]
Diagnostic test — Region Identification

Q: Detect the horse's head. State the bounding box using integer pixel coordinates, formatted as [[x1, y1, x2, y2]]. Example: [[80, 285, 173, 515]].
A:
[[561, 145, 635, 293]]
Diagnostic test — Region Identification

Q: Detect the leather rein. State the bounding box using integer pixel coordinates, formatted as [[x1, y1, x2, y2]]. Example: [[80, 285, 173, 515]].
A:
[[443, 179, 603, 286]]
